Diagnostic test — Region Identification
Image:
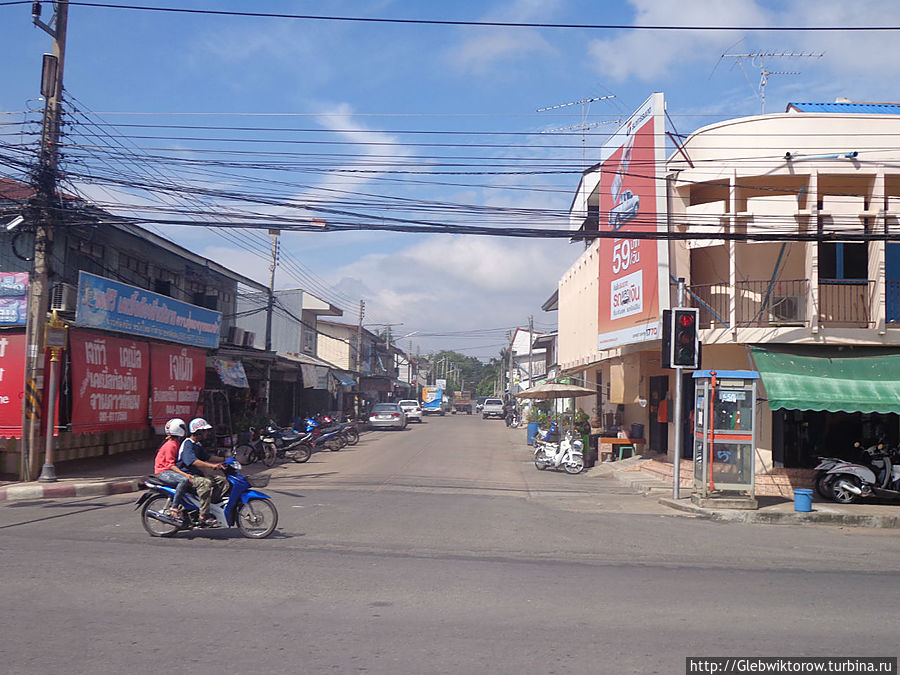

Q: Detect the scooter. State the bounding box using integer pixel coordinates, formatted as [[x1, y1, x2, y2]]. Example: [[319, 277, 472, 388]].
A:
[[533, 429, 585, 474], [260, 424, 313, 463], [819, 442, 900, 504], [135, 458, 279, 538], [506, 410, 520, 428]]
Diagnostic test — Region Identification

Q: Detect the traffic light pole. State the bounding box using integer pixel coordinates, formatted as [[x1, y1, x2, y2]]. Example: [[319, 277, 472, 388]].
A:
[[673, 278, 685, 500]]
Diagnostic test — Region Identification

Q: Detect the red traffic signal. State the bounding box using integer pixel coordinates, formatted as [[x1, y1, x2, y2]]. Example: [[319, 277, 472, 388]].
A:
[[672, 308, 699, 368]]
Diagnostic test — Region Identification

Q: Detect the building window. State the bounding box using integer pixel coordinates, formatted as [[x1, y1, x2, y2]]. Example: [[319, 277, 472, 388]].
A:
[[818, 242, 867, 281], [154, 278, 172, 296]]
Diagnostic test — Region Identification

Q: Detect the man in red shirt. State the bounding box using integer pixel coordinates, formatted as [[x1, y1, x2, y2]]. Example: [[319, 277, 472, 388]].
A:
[[153, 418, 193, 518]]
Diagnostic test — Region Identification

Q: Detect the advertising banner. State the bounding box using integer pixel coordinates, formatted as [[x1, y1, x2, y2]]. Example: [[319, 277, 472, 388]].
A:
[[596, 93, 669, 349], [0, 272, 28, 326], [0, 332, 26, 437], [214, 358, 249, 388], [150, 343, 206, 427], [75, 271, 222, 349], [70, 331, 149, 433]]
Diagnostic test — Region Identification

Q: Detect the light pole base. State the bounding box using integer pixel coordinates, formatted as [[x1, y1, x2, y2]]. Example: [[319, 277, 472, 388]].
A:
[[37, 463, 57, 482]]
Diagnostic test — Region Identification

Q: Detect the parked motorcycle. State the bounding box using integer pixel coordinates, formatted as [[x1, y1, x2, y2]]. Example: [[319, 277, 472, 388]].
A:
[[135, 458, 278, 538], [232, 427, 275, 466], [533, 429, 585, 474], [818, 442, 900, 504], [300, 415, 348, 452], [260, 424, 313, 463], [506, 410, 520, 428]]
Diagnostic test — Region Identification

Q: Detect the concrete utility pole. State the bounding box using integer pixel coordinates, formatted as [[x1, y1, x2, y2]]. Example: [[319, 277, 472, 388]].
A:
[[23, 0, 69, 481], [528, 315, 533, 388], [262, 229, 279, 417]]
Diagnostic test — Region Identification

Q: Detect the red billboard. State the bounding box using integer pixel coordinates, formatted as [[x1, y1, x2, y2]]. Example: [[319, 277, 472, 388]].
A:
[[70, 331, 149, 433], [595, 93, 669, 349], [150, 343, 206, 428], [0, 332, 26, 437]]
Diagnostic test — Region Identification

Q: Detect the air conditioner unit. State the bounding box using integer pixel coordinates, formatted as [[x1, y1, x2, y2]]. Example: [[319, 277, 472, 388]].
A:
[[241, 331, 255, 348], [50, 283, 77, 312], [227, 326, 245, 345], [769, 295, 805, 324]]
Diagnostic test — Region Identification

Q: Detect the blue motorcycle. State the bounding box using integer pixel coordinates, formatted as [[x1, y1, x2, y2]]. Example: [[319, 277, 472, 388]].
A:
[[135, 458, 278, 539]]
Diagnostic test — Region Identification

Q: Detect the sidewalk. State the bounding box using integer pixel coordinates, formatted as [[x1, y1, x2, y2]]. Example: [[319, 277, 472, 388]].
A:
[[0, 450, 150, 502], [601, 455, 900, 529]]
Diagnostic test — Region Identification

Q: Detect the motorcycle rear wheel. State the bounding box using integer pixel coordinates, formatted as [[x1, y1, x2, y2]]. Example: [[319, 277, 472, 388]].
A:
[[814, 472, 835, 500], [830, 474, 861, 504], [236, 498, 278, 538], [289, 443, 312, 463], [141, 495, 180, 538], [564, 455, 585, 475], [344, 428, 360, 445]]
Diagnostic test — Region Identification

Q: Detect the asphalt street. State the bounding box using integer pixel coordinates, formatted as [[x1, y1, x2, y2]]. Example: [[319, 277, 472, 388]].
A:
[[1, 415, 899, 674]]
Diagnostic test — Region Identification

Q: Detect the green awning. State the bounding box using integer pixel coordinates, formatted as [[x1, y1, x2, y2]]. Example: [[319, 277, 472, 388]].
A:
[[750, 347, 900, 414]]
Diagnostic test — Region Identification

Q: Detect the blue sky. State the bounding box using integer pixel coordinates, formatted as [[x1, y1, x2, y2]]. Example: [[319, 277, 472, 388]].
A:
[[3, 0, 900, 360]]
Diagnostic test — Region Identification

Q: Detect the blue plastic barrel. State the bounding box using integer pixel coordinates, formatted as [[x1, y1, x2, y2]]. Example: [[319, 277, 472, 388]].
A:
[[793, 488, 813, 512], [527, 422, 539, 445]]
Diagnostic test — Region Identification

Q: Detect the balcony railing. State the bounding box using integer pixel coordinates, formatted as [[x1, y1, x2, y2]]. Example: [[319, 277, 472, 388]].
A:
[[689, 279, 874, 329]]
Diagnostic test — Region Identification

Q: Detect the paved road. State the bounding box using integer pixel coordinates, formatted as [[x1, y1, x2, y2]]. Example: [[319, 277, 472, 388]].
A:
[[2, 415, 899, 674]]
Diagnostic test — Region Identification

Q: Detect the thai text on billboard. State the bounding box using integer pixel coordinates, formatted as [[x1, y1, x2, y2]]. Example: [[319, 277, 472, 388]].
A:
[[0, 332, 26, 437], [75, 271, 222, 349], [150, 343, 206, 427], [595, 93, 669, 349]]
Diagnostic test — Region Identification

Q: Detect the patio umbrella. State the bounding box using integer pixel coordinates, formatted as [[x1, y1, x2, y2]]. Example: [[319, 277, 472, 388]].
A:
[[514, 382, 596, 400]]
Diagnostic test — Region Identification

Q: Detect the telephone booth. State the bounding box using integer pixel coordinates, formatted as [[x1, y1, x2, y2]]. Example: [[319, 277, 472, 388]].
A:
[[692, 370, 758, 499]]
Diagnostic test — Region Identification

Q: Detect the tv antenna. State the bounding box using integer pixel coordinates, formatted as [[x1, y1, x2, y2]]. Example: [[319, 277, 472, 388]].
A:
[[719, 51, 823, 114], [537, 95, 616, 169]]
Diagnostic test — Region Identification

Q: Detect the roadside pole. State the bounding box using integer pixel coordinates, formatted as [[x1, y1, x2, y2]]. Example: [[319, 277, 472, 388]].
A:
[[263, 229, 279, 418], [673, 278, 685, 499], [22, 0, 68, 480]]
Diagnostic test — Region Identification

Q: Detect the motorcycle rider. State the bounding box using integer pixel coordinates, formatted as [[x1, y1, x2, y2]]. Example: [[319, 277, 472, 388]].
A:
[[176, 418, 228, 527], [153, 418, 193, 518], [504, 396, 518, 427]]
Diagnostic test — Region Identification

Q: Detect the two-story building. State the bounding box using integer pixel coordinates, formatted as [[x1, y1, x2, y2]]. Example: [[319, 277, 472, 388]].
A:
[[555, 97, 900, 491]]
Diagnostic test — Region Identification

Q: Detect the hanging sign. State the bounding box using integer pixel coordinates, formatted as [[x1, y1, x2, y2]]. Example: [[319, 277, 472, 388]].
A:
[[150, 343, 206, 426], [70, 331, 149, 432], [0, 272, 28, 326]]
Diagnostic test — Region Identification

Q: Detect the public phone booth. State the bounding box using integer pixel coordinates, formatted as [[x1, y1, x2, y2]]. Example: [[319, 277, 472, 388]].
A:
[[692, 370, 759, 500]]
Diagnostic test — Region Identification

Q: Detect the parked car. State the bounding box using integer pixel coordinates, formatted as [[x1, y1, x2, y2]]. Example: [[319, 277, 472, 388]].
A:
[[368, 402, 407, 430], [481, 398, 505, 420], [398, 399, 423, 423]]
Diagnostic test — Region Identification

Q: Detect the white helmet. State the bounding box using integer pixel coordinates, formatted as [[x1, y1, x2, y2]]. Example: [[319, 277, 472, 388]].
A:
[[189, 417, 213, 434], [165, 418, 187, 437]]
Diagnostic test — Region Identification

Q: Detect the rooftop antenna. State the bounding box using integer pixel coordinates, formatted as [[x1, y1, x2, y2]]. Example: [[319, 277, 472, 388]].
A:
[[719, 51, 823, 114], [537, 95, 616, 170]]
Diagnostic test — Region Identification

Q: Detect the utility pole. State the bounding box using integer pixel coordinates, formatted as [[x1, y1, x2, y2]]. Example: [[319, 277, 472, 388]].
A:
[[23, 0, 69, 481], [527, 315, 534, 389], [355, 300, 365, 417], [262, 229, 279, 417]]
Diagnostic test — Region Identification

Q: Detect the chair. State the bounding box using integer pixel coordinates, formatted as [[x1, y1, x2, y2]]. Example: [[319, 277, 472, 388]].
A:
[[617, 444, 636, 461]]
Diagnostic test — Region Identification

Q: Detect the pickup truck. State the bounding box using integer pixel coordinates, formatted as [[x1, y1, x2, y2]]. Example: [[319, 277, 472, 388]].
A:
[[481, 398, 505, 420]]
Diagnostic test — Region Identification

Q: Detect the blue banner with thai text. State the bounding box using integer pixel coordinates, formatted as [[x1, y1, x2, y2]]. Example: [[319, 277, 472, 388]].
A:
[[75, 271, 222, 349]]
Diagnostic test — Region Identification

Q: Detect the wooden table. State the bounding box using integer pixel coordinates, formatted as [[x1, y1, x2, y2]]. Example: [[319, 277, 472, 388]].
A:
[[592, 435, 645, 462]]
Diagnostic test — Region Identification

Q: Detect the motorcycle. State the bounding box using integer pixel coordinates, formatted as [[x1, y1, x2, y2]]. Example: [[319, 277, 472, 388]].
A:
[[533, 429, 585, 474], [232, 427, 273, 466], [818, 441, 900, 504], [135, 457, 279, 538], [506, 410, 520, 428], [260, 424, 313, 463], [300, 415, 348, 452]]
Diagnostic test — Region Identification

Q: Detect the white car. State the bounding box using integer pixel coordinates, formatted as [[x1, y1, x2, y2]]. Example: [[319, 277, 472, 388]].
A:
[[609, 190, 639, 231], [398, 399, 423, 423]]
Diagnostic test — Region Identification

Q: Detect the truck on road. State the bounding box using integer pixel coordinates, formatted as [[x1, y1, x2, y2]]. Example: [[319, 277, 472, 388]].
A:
[[452, 391, 473, 415], [481, 397, 505, 420], [421, 386, 446, 416]]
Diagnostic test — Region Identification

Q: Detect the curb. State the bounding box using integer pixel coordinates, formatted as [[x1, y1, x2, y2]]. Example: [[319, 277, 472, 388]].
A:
[[0, 478, 143, 503], [657, 497, 900, 529]]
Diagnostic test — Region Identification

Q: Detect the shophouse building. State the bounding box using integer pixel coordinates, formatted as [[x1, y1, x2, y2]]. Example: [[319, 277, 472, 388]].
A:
[[555, 98, 900, 490]]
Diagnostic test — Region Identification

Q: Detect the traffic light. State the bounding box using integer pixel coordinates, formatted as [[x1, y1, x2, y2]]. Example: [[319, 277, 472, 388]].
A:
[[672, 308, 699, 368]]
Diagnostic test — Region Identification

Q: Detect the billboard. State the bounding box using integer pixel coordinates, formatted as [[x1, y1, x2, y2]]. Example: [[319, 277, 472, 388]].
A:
[[75, 271, 222, 349], [0, 332, 26, 437], [595, 93, 669, 349], [0, 272, 28, 326], [150, 343, 206, 427]]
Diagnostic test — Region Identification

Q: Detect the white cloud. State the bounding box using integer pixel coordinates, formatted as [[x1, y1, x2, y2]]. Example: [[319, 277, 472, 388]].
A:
[[448, 0, 565, 74], [587, 0, 769, 82]]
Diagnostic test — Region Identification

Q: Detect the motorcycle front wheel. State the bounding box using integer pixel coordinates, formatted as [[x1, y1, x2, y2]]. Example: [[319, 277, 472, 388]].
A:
[[344, 427, 360, 445], [534, 452, 548, 470], [564, 455, 585, 475], [289, 443, 312, 463], [141, 495, 180, 538], [233, 444, 253, 464], [262, 442, 277, 467], [236, 498, 278, 538]]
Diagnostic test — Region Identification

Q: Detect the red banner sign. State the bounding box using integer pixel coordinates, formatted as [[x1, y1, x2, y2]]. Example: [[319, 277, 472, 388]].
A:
[[150, 343, 206, 428], [70, 331, 149, 433], [0, 332, 26, 437]]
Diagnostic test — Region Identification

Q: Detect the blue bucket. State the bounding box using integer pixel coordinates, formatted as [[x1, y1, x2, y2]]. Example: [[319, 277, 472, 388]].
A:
[[526, 422, 539, 445], [793, 488, 814, 512]]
